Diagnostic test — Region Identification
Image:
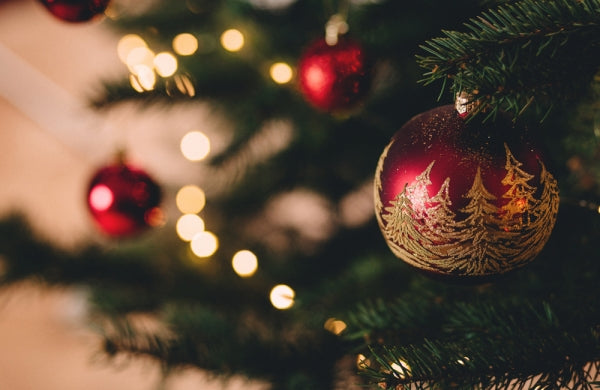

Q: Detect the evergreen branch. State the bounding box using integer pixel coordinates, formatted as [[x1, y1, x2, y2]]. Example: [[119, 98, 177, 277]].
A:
[[417, 0, 600, 120]]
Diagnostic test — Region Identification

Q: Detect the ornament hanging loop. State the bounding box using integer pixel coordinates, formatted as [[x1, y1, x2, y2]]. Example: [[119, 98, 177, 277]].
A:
[[455, 91, 481, 118], [325, 14, 349, 46]]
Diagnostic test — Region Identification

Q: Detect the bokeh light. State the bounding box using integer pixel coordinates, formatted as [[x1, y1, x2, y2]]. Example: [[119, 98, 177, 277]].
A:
[[89, 184, 113, 212], [154, 52, 178, 77], [180, 131, 211, 161], [176, 214, 205, 241], [117, 34, 147, 63], [324, 318, 347, 335], [176, 185, 206, 214], [390, 360, 412, 379], [232, 250, 258, 277], [220, 29, 244, 52], [173, 33, 199, 56], [270, 284, 295, 310], [133, 65, 156, 90], [190, 231, 219, 257], [269, 62, 293, 84], [126, 46, 155, 75]]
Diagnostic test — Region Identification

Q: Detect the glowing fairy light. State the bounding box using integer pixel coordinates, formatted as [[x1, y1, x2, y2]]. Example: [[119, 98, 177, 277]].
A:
[[391, 359, 411, 379], [173, 33, 198, 56], [154, 52, 178, 77], [133, 65, 156, 90], [324, 318, 347, 335], [190, 231, 219, 257], [176, 214, 205, 241], [269, 284, 295, 310], [269, 62, 293, 84], [220, 29, 244, 52], [176, 185, 206, 214], [232, 250, 258, 277], [126, 46, 155, 75], [117, 34, 147, 63], [180, 131, 211, 161]]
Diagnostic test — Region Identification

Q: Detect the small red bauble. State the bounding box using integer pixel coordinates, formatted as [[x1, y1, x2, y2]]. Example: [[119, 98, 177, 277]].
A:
[[374, 105, 559, 280], [297, 37, 371, 113], [38, 0, 110, 22], [87, 162, 162, 237]]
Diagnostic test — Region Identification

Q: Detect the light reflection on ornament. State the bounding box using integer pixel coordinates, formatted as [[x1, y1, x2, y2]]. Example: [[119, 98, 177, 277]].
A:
[[154, 52, 178, 77], [176, 185, 206, 214], [232, 250, 258, 277], [118, 34, 147, 63], [269, 62, 293, 84], [220, 29, 244, 52], [176, 214, 205, 241], [269, 284, 295, 310], [190, 231, 219, 257], [180, 131, 211, 161], [89, 184, 114, 212], [173, 33, 198, 56]]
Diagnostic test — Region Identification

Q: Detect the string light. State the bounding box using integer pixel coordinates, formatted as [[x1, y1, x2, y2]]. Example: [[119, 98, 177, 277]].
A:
[[190, 231, 219, 257], [220, 29, 245, 52], [269, 62, 293, 84], [126, 46, 155, 75], [180, 131, 211, 161], [176, 214, 205, 241], [390, 359, 412, 379], [176, 185, 206, 214], [232, 250, 258, 277], [154, 52, 178, 77], [173, 33, 198, 56], [269, 284, 295, 310], [324, 318, 347, 335], [117, 34, 147, 63]]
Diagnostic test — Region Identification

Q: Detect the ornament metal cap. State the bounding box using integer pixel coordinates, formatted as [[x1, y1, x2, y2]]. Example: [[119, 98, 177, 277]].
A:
[[455, 91, 480, 117]]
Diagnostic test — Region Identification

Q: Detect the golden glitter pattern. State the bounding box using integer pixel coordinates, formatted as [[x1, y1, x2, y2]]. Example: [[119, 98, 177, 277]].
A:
[[375, 143, 560, 277]]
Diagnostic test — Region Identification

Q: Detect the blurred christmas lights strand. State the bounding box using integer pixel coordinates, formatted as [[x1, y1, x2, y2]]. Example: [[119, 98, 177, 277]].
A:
[[0, 42, 115, 163]]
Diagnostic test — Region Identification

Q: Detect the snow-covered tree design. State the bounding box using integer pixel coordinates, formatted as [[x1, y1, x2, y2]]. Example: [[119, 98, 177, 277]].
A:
[[500, 143, 539, 228]]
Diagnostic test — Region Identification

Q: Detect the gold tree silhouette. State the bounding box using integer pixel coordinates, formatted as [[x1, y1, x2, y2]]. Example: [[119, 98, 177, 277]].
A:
[[500, 143, 539, 228]]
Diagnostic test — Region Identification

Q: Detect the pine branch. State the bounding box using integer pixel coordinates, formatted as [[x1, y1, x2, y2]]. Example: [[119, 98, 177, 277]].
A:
[[417, 0, 600, 120]]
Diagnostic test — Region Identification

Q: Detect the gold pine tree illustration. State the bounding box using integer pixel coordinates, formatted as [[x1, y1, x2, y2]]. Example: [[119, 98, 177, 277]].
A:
[[500, 143, 539, 228], [451, 167, 505, 275]]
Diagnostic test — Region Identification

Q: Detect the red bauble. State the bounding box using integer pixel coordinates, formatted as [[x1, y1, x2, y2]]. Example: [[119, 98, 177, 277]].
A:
[[374, 105, 559, 280], [87, 162, 162, 237], [297, 37, 371, 113], [38, 0, 110, 22]]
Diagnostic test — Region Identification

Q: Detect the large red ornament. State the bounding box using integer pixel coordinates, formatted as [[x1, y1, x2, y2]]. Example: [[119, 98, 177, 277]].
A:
[[374, 105, 559, 281], [297, 37, 371, 114], [87, 161, 162, 237], [38, 0, 110, 22]]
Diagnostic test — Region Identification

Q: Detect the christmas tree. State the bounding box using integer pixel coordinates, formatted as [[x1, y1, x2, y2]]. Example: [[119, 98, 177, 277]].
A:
[[1, 0, 600, 389]]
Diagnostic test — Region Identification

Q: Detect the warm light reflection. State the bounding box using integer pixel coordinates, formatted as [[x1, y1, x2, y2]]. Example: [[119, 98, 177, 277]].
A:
[[180, 131, 211, 161], [269, 62, 293, 84], [232, 250, 258, 277], [134, 65, 156, 90], [174, 74, 196, 97], [146, 207, 166, 227], [270, 284, 295, 310], [356, 354, 370, 369], [117, 34, 147, 64], [176, 185, 206, 214], [176, 214, 205, 241], [89, 184, 113, 211], [190, 231, 219, 257], [126, 46, 155, 74], [129, 74, 145, 93], [173, 33, 198, 56], [220, 29, 244, 52], [324, 318, 347, 335], [391, 359, 411, 379], [154, 52, 178, 77]]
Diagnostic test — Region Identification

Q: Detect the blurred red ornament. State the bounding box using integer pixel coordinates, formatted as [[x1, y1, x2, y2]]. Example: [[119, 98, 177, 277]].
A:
[[374, 105, 559, 281], [38, 0, 110, 22], [297, 37, 371, 113], [87, 161, 163, 237]]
